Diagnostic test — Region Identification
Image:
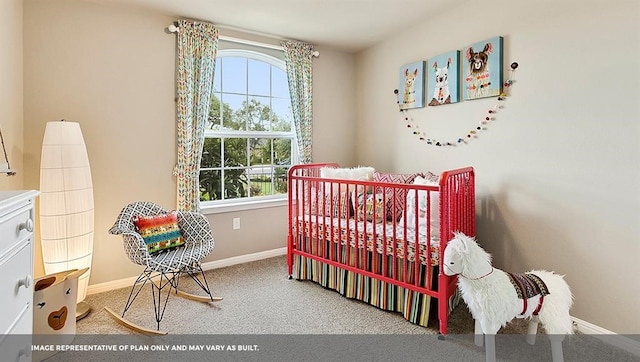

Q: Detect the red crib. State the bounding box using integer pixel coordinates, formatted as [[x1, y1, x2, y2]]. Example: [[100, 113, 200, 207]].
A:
[[287, 163, 475, 335]]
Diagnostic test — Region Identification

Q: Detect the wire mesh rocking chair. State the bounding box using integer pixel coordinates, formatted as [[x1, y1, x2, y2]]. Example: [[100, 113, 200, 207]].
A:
[[106, 201, 222, 334]]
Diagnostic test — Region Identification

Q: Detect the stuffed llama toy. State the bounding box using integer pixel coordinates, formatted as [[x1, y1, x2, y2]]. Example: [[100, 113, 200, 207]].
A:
[[443, 232, 574, 362]]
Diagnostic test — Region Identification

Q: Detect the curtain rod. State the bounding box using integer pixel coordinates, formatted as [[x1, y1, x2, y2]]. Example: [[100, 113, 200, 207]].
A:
[[167, 24, 319, 57]]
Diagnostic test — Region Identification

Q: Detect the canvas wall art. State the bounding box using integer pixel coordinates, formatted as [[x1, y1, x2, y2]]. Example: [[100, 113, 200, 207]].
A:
[[398, 61, 425, 110], [427, 50, 460, 106], [462, 36, 503, 101]]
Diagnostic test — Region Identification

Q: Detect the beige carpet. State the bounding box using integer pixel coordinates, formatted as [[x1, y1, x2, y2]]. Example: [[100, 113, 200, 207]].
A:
[[40, 255, 638, 361], [77, 255, 479, 335]]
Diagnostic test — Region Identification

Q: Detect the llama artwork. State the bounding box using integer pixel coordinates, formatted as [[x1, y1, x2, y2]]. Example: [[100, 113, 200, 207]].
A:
[[398, 61, 425, 109], [463, 36, 503, 101], [428, 50, 460, 106], [404, 68, 418, 105]]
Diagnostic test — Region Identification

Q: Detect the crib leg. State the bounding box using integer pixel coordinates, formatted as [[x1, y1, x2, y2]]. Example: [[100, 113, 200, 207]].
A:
[[287, 235, 294, 276], [484, 333, 497, 362], [526, 315, 539, 345], [549, 334, 566, 362], [474, 319, 484, 347]]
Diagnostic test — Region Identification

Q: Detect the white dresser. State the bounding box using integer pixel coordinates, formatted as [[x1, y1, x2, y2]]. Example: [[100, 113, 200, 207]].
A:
[[0, 190, 39, 361]]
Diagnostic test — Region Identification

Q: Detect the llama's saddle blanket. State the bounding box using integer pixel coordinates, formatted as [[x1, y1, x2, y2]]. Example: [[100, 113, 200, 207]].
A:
[[507, 272, 550, 300]]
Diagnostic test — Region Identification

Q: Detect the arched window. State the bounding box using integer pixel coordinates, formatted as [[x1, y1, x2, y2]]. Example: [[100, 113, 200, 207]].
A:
[[199, 48, 298, 209]]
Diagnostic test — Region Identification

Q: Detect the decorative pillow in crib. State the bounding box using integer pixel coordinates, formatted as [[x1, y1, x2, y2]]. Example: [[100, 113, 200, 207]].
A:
[[399, 176, 440, 239], [320, 166, 375, 182], [316, 166, 375, 218], [317, 190, 353, 218], [373, 171, 419, 221], [134, 212, 185, 254], [300, 186, 352, 218], [320, 166, 375, 192], [354, 192, 385, 223], [418, 170, 440, 184]]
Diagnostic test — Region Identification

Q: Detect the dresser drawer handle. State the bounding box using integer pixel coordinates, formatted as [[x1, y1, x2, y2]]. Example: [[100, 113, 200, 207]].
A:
[[18, 346, 32, 359], [19, 218, 34, 232], [17, 275, 32, 290]]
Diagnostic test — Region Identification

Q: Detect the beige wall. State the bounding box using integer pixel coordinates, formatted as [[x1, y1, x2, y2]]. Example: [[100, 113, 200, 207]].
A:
[[0, 0, 24, 191], [20, 0, 639, 336], [356, 1, 640, 334], [22, 0, 356, 284], [312, 46, 357, 165]]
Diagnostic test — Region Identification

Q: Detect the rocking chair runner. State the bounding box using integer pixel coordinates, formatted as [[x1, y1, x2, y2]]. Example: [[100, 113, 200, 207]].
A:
[[107, 201, 222, 334]]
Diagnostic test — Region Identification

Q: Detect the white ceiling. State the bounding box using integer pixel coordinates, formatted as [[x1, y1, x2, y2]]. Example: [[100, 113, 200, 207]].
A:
[[85, 0, 467, 52]]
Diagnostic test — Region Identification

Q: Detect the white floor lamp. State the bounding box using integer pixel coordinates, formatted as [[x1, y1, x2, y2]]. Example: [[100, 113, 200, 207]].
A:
[[39, 120, 94, 320]]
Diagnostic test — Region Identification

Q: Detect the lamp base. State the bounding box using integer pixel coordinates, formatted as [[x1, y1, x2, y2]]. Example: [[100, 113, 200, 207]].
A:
[[76, 301, 91, 321]]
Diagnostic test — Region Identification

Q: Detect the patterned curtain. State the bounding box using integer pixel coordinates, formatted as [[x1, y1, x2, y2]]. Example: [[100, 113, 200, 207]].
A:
[[174, 20, 219, 212], [281, 40, 315, 164]]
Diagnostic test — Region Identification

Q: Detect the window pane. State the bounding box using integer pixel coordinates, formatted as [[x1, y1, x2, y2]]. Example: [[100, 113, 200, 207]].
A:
[[272, 67, 289, 98], [247, 96, 271, 131], [224, 138, 248, 167], [274, 138, 291, 165], [250, 138, 270, 199], [248, 59, 270, 96], [249, 138, 272, 167], [271, 98, 292, 132], [221, 57, 246, 93], [200, 137, 221, 168], [273, 166, 289, 195], [248, 164, 272, 197], [199, 170, 221, 201], [213, 63, 221, 92], [250, 175, 270, 197], [224, 168, 247, 200], [208, 93, 222, 129], [222, 94, 247, 130]]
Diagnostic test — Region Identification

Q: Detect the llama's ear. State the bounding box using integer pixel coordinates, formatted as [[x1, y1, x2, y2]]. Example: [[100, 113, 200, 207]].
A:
[[453, 232, 469, 254], [458, 236, 469, 253], [484, 42, 493, 54]]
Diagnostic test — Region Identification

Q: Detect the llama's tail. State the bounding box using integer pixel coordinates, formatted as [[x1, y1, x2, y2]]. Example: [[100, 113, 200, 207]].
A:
[[531, 270, 575, 335]]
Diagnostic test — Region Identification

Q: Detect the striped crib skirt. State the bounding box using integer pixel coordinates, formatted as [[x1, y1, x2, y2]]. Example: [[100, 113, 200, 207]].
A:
[[294, 253, 440, 328]]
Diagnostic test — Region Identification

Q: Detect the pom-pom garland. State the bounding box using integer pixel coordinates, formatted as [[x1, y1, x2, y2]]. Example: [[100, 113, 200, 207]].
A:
[[395, 63, 518, 146]]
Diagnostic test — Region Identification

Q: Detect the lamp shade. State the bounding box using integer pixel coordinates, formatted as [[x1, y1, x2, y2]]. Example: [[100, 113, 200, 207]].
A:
[[39, 120, 94, 305]]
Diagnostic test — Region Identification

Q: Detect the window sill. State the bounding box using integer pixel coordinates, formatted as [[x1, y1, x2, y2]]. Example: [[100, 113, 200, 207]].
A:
[[200, 197, 288, 215]]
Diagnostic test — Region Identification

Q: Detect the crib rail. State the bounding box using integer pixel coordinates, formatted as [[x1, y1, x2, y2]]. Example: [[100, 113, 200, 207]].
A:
[[287, 163, 475, 335]]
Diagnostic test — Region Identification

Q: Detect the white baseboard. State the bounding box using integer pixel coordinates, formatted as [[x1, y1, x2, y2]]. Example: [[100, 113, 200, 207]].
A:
[[86, 247, 287, 295], [571, 316, 640, 357], [200, 247, 286, 272]]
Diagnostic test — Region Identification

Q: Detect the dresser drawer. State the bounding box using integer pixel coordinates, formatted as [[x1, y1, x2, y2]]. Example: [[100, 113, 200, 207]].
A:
[[0, 319, 32, 362], [0, 242, 33, 334], [8, 303, 33, 334], [0, 206, 33, 255], [0, 329, 32, 362]]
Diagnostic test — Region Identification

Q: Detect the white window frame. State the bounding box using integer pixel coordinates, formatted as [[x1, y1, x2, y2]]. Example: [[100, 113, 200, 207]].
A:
[[200, 48, 298, 215]]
